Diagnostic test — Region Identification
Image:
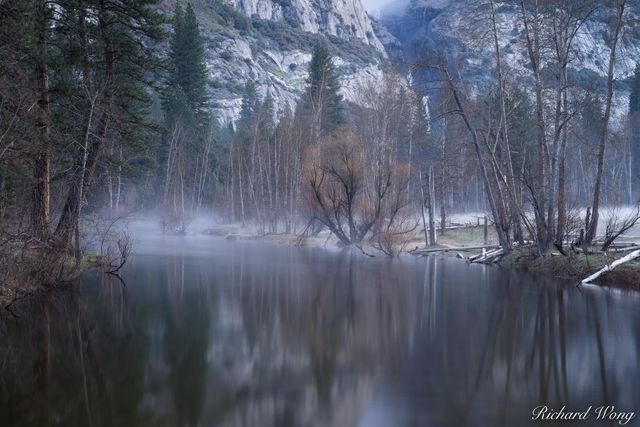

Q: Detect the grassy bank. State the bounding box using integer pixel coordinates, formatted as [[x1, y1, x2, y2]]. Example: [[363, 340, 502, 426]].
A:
[[418, 226, 640, 289], [201, 223, 332, 247], [499, 249, 640, 289], [1, 245, 112, 311]]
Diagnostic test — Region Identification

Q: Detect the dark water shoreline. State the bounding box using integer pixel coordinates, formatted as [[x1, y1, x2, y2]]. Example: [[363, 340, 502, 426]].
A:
[[201, 225, 640, 292]]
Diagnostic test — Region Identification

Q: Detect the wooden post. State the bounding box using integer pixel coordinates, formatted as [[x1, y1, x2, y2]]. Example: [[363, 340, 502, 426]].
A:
[[419, 170, 429, 246], [426, 167, 437, 246], [483, 216, 489, 245]]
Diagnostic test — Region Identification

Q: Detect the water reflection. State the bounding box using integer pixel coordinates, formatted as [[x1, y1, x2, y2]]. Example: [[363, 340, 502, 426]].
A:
[[1, 241, 639, 427]]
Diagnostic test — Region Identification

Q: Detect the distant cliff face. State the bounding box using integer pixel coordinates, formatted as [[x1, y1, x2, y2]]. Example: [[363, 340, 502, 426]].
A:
[[227, 0, 385, 52], [160, 0, 387, 125], [378, 0, 640, 87]]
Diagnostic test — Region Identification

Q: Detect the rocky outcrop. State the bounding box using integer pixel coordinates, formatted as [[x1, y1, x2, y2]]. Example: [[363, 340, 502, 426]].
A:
[[380, 0, 640, 85], [160, 0, 388, 125], [227, 0, 385, 52]]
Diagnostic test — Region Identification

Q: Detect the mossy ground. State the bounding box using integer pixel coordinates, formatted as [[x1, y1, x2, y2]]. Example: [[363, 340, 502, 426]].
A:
[[1, 248, 97, 310], [499, 248, 640, 289]]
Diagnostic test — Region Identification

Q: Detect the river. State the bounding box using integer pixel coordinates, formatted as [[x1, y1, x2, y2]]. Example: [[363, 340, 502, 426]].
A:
[[1, 228, 639, 427]]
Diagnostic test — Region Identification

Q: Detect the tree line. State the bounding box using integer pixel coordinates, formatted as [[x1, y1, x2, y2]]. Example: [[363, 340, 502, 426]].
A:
[[1, 0, 640, 265], [413, 0, 640, 256]]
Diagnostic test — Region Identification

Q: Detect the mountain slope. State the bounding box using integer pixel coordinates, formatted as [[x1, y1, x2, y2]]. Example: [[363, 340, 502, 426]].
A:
[[227, 0, 385, 51], [160, 0, 387, 124], [377, 0, 640, 91]]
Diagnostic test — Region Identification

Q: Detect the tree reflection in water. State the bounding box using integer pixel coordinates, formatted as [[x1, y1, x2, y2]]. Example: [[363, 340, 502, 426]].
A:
[[1, 241, 639, 427]]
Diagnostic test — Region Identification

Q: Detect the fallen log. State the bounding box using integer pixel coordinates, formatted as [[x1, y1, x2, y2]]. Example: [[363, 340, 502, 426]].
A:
[[483, 249, 505, 263], [605, 241, 640, 248], [414, 245, 499, 255], [610, 245, 640, 253], [580, 249, 640, 285], [421, 224, 485, 233], [469, 249, 486, 262], [472, 248, 504, 264]]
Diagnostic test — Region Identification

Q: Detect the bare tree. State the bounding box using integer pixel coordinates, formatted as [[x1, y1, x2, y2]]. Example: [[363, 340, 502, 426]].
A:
[[585, 0, 627, 245], [307, 130, 393, 245], [431, 65, 513, 252], [520, 0, 552, 252], [600, 204, 640, 252]]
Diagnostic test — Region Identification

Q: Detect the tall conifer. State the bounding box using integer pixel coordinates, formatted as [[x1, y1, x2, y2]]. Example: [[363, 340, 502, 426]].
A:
[[301, 42, 345, 141]]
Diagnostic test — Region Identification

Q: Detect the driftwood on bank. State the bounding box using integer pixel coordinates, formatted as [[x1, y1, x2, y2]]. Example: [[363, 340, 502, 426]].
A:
[[605, 242, 640, 252], [412, 244, 506, 264], [606, 245, 640, 253], [413, 245, 500, 255], [580, 249, 640, 285], [471, 248, 504, 264]]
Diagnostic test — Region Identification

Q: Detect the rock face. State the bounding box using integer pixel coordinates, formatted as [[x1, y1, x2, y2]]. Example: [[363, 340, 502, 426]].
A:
[[159, 0, 388, 125], [159, 0, 640, 125], [372, 0, 640, 127], [227, 0, 385, 52], [378, 0, 640, 85]]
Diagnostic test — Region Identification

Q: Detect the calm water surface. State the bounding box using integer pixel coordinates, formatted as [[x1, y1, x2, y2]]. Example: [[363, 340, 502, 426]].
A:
[[1, 229, 640, 427]]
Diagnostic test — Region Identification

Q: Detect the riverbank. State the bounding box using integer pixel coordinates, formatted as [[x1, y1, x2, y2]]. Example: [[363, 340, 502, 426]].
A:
[[499, 249, 640, 289], [0, 255, 78, 310], [202, 223, 330, 246], [5, 225, 640, 427], [0, 247, 108, 310], [200, 222, 640, 289]]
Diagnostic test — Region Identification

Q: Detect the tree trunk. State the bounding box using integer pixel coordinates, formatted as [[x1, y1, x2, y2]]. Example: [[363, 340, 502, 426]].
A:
[[585, 0, 626, 245], [490, 0, 522, 244], [439, 121, 447, 235], [419, 170, 430, 246], [443, 69, 511, 252], [556, 91, 569, 244], [426, 166, 436, 246], [116, 144, 122, 211], [521, 0, 550, 253], [32, 0, 51, 239], [55, 0, 115, 244]]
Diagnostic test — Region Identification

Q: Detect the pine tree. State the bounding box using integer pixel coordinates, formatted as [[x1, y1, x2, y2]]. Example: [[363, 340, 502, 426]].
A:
[[55, 0, 166, 243], [238, 82, 258, 129], [630, 65, 640, 115], [160, 2, 214, 221], [580, 93, 603, 144], [169, 2, 209, 122], [301, 42, 345, 142], [259, 93, 276, 137]]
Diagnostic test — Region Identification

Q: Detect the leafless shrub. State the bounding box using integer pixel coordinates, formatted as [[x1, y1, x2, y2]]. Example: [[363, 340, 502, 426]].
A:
[[601, 204, 640, 252], [100, 229, 132, 274], [160, 211, 192, 235], [372, 172, 419, 257], [0, 229, 78, 310], [306, 130, 393, 245], [81, 214, 134, 274], [564, 207, 584, 241], [373, 222, 419, 257], [305, 126, 418, 255]]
